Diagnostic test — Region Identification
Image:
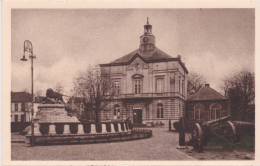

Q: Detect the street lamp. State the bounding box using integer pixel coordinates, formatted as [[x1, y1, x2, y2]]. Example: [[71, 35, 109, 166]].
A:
[[20, 40, 36, 146]]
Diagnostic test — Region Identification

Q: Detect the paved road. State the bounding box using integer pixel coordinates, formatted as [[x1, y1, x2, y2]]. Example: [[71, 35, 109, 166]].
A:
[[11, 128, 194, 160]]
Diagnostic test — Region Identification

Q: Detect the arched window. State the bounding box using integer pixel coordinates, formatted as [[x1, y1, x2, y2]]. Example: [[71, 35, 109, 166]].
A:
[[114, 104, 120, 119], [157, 103, 163, 118], [193, 104, 205, 120], [132, 74, 143, 94], [209, 103, 222, 120]]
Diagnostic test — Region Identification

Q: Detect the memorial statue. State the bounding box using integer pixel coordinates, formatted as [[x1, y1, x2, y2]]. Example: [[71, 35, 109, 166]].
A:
[[43, 88, 64, 104]]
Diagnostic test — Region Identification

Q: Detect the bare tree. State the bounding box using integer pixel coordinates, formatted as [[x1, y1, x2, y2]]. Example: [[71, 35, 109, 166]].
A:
[[223, 71, 255, 120], [187, 72, 206, 96], [72, 65, 115, 123]]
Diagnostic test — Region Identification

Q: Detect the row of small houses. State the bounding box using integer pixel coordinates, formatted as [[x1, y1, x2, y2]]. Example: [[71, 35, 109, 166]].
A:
[[11, 84, 254, 132]]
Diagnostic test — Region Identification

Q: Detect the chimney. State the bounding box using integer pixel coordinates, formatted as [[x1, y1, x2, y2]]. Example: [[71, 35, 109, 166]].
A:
[[205, 83, 210, 87]]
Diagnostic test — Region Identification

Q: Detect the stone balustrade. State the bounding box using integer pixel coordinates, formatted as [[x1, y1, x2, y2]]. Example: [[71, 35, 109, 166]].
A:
[[31, 121, 131, 136]]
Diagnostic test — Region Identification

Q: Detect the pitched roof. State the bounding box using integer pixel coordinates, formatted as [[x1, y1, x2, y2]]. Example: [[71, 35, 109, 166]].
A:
[[11, 92, 32, 102], [188, 84, 227, 101], [100, 47, 188, 73]]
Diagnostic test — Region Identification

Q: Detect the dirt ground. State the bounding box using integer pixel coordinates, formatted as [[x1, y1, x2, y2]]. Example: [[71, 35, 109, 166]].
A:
[[12, 128, 194, 160]]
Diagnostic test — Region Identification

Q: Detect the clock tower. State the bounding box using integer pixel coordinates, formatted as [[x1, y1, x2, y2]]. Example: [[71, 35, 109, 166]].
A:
[[139, 17, 155, 52]]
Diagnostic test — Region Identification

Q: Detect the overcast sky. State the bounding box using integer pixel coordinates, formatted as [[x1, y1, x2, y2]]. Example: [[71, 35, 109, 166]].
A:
[[11, 9, 254, 95]]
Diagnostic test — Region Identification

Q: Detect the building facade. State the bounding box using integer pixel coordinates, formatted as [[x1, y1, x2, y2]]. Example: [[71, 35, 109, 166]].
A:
[[11, 92, 43, 132], [186, 84, 230, 122], [11, 92, 32, 132], [99, 19, 188, 127]]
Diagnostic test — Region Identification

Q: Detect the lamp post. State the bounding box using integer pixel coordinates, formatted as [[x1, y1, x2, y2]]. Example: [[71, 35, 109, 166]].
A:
[[20, 40, 36, 146]]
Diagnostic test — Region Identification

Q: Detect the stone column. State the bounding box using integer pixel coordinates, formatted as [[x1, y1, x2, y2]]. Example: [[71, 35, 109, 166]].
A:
[[49, 124, 56, 134], [124, 122, 129, 131], [63, 124, 70, 134], [77, 124, 84, 134], [110, 123, 115, 133], [118, 123, 122, 132], [90, 124, 96, 134], [101, 123, 107, 133], [123, 122, 127, 132]]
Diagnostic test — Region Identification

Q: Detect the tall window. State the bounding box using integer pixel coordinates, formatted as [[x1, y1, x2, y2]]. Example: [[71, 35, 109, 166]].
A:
[[114, 104, 120, 119], [179, 103, 182, 116], [80, 103, 84, 112], [170, 76, 175, 92], [15, 115, 18, 122], [21, 103, 25, 112], [132, 74, 143, 94], [193, 104, 204, 120], [21, 114, 25, 122], [113, 81, 120, 95], [179, 76, 181, 93], [209, 103, 222, 120], [157, 103, 164, 118], [134, 79, 142, 94], [156, 77, 164, 93], [182, 79, 185, 95], [15, 103, 18, 112], [25, 103, 28, 111]]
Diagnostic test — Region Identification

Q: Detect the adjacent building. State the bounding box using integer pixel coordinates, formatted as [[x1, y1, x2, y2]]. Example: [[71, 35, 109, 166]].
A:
[[99, 19, 188, 127], [11, 91, 44, 132], [11, 92, 32, 132], [186, 84, 230, 122]]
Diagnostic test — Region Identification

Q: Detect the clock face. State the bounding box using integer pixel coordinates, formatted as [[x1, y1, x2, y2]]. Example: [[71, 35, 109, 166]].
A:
[[143, 37, 148, 43]]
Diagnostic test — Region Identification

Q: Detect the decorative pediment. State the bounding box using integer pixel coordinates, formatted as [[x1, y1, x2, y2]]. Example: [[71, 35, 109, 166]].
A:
[[128, 54, 147, 71], [132, 74, 144, 79]]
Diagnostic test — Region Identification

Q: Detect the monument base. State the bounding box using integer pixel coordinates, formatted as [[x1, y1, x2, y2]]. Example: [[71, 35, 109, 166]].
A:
[[36, 104, 79, 123]]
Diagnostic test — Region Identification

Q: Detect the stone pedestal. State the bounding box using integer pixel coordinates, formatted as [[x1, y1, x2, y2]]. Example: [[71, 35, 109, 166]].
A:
[[49, 124, 56, 134], [63, 124, 70, 134], [101, 124, 107, 133], [36, 104, 80, 123], [110, 123, 115, 133], [90, 124, 96, 134], [33, 104, 80, 135], [118, 123, 122, 132], [77, 124, 84, 134]]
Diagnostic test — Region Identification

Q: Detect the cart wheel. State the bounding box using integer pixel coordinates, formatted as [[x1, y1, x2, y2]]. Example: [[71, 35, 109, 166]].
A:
[[192, 123, 203, 152], [224, 121, 239, 143]]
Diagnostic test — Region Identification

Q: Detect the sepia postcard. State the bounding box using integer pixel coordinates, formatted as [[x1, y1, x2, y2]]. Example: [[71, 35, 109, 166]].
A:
[[2, 0, 259, 166]]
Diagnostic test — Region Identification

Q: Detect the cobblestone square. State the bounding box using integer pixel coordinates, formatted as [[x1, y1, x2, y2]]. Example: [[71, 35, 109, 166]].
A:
[[11, 128, 194, 160]]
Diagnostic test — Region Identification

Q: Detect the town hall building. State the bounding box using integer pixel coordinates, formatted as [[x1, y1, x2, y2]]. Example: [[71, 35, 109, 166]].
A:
[[100, 19, 188, 127]]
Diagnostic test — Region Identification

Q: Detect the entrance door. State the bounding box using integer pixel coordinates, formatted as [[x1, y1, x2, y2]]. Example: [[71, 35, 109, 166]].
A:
[[133, 109, 142, 124]]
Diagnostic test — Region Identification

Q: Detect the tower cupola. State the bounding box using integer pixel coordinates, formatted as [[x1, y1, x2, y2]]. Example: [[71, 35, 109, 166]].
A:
[[139, 17, 155, 52]]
